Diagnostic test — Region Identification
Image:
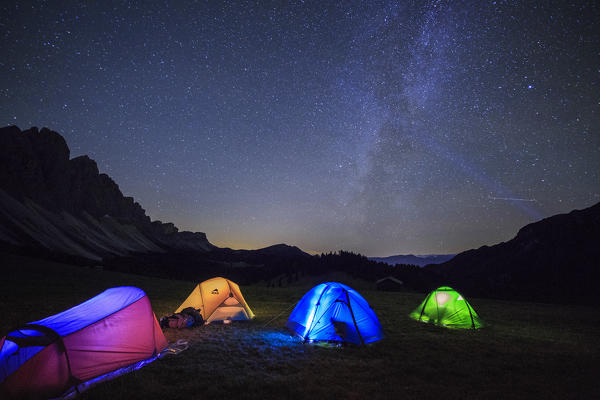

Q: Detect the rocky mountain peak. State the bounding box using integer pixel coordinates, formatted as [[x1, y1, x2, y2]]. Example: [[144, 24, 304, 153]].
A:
[[0, 125, 213, 259]]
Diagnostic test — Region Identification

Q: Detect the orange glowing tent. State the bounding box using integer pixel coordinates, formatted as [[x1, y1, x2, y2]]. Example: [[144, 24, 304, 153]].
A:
[[175, 277, 254, 324]]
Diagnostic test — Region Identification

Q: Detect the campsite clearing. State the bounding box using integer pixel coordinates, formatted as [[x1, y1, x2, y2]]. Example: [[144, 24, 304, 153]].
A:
[[1, 252, 598, 399]]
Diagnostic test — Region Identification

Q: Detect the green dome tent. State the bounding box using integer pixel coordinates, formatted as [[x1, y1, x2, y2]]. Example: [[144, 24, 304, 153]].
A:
[[410, 286, 483, 329]]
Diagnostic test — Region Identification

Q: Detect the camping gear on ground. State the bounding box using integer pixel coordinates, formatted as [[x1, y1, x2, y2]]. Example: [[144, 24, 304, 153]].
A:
[[160, 314, 195, 329], [175, 277, 255, 324], [160, 307, 204, 329], [286, 282, 383, 345], [161, 339, 189, 356], [0, 286, 167, 399], [409, 286, 483, 329]]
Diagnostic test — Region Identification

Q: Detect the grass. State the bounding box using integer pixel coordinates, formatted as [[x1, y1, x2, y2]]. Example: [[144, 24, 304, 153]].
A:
[[1, 252, 599, 399]]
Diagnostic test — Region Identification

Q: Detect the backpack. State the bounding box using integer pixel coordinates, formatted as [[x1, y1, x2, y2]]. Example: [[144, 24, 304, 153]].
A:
[[179, 307, 204, 326], [159, 308, 203, 329], [160, 314, 194, 329]]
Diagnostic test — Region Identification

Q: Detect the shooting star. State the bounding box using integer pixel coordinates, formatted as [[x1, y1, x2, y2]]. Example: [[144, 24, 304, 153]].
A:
[[488, 195, 538, 203]]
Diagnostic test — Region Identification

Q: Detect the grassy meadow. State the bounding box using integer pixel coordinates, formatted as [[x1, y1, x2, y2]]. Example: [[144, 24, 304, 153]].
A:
[[1, 252, 599, 399]]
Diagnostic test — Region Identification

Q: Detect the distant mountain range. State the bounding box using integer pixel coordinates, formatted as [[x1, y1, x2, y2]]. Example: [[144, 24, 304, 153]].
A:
[[1, 125, 598, 303], [369, 254, 455, 267]]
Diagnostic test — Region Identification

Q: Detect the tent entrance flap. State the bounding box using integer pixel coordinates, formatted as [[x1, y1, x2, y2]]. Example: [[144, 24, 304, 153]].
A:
[[206, 307, 249, 323]]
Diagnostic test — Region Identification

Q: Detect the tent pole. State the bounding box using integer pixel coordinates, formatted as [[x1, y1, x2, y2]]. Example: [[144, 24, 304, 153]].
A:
[[465, 298, 476, 329], [419, 291, 432, 321], [345, 290, 365, 346], [433, 289, 443, 324], [198, 284, 206, 320], [306, 284, 330, 340]]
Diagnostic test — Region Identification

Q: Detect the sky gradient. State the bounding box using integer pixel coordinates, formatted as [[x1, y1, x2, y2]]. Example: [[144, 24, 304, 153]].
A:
[[1, 1, 598, 255]]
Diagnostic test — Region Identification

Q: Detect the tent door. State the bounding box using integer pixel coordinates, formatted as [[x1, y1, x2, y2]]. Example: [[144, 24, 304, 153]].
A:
[[205, 296, 249, 323], [206, 306, 249, 323]]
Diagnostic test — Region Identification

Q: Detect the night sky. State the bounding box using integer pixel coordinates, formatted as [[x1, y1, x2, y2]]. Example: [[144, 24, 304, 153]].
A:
[[1, 1, 598, 256]]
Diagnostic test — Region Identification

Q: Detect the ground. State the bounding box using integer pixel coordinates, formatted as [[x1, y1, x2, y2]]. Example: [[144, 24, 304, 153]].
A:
[[1, 253, 598, 399]]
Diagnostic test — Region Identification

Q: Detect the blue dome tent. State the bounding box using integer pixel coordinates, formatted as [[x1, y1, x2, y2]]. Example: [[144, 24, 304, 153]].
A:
[[286, 282, 383, 345]]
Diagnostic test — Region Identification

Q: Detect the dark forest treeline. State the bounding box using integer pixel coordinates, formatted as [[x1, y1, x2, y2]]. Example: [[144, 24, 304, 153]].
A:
[[101, 248, 432, 291]]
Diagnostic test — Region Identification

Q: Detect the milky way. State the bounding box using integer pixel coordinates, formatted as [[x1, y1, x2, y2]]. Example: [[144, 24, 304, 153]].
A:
[[1, 1, 598, 255]]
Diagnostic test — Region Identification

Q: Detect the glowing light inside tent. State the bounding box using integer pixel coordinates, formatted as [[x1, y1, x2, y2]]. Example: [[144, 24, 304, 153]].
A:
[[436, 292, 450, 305]]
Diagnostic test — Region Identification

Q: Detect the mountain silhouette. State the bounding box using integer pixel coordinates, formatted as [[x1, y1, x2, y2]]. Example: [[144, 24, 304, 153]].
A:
[[0, 126, 312, 266], [426, 202, 600, 302], [0, 126, 213, 260], [1, 126, 598, 303]]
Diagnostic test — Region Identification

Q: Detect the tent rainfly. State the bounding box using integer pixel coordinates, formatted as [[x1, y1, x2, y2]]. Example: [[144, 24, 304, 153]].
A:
[[0, 287, 167, 399], [175, 277, 254, 324], [287, 282, 383, 345], [410, 286, 483, 329]]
